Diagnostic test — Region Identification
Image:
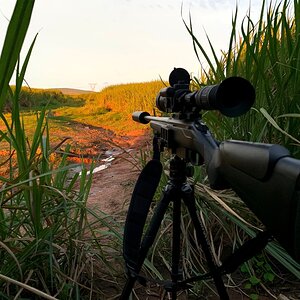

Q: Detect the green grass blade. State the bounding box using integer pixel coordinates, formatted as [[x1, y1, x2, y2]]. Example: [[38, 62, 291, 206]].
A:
[[29, 109, 46, 161], [181, 11, 217, 79], [204, 31, 225, 80], [260, 108, 300, 144], [226, 6, 238, 76], [0, 0, 35, 112], [16, 33, 38, 93]]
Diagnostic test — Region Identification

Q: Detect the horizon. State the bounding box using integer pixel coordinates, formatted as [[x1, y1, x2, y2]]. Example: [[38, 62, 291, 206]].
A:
[[1, 0, 261, 91]]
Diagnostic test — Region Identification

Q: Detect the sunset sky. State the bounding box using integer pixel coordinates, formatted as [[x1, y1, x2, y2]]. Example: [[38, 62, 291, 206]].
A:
[[0, 0, 261, 91]]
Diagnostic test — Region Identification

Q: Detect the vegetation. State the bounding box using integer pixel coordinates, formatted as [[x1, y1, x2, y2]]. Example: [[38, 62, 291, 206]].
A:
[[5, 87, 85, 112], [0, 2, 124, 299], [0, 81, 163, 138], [186, 0, 300, 158], [0, 0, 300, 299], [89, 81, 164, 113], [71, 81, 164, 133]]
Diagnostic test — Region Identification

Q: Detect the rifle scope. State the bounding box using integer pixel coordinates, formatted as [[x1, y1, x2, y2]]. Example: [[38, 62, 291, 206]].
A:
[[156, 68, 255, 117]]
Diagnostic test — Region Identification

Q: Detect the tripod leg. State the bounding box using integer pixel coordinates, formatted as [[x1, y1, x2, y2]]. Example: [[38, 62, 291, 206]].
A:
[[182, 184, 229, 300], [170, 196, 182, 300], [120, 183, 174, 300]]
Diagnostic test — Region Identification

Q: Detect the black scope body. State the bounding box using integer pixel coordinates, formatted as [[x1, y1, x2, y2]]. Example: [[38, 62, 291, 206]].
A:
[[156, 68, 255, 117]]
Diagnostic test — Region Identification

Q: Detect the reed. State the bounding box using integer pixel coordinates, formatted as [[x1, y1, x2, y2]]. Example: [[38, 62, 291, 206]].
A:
[[0, 2, 123, 298], [184, 0, 300, 158]]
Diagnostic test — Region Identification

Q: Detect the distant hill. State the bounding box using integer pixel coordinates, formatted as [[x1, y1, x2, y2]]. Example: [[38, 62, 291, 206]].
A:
[[46, 88, 96, 95]]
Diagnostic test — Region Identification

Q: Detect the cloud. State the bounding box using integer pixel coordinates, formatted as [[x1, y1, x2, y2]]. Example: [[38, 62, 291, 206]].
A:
[[124, 0, 177, 10], [186, 0, 232, 10]]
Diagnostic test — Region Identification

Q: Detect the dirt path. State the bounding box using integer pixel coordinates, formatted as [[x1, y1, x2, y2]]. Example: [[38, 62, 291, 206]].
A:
[[78, 126, 152, 214], [51, 118, 154, 214], [87, 143, 145, 214]]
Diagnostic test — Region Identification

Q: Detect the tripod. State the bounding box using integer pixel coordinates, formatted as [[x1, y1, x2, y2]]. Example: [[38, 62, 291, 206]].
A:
[[120, 155, 229, 299]]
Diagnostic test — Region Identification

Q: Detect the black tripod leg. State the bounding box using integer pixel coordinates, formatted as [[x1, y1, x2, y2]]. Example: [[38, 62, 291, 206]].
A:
[[182, 184, 229, 300], [120, 274, 138, 300], [170, 196, 182, 299], [120, 183, 174, 300]]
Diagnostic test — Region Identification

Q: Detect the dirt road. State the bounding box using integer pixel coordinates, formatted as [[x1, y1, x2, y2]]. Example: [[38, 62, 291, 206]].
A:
[[87, 131, 151, 214], [67, 124, 153, 214]]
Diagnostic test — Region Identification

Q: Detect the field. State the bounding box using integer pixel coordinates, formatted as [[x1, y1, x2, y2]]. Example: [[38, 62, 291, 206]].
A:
[[0, 81, 163, 160], [0, 0, 300, 299]]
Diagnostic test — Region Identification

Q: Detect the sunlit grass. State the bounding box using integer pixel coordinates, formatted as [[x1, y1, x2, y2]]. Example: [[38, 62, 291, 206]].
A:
[[0, 1, 125, 299], [68, 81, 164, 133], [2, 80, 163, 136]]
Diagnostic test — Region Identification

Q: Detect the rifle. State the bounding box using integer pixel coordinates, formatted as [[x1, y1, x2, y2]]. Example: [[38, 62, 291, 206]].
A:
[[121, 68, 300, 299]]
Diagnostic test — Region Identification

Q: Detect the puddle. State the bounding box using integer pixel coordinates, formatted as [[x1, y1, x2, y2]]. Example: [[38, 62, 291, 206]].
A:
[[70, 147, 133, 177], [79, 156, 115, 176], [104, 148, 124, 157]]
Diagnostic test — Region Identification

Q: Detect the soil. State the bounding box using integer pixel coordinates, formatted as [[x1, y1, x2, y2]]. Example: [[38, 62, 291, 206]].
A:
[[86, 128, 152, 214], [59, 121, 153, 214]]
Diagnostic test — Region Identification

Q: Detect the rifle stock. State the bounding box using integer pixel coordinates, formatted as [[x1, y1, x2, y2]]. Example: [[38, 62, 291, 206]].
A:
[[218, 141, 300, 262]]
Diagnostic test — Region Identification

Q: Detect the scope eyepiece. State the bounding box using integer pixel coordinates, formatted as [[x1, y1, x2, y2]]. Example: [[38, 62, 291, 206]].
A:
[[194, 76, 255, 117], [155, 68, 255, 117]]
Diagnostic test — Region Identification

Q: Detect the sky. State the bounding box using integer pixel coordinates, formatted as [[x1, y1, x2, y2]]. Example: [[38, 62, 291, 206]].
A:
[[0, 0, 261, 91]]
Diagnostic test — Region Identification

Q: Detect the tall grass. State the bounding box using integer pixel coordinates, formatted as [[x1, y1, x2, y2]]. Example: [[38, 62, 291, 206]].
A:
[[184, 0, 300, 158], [0, 1, 124, 299], [92, 81, 164, 113], [168, 0, 300, 297], [55, 81, 165, 134]]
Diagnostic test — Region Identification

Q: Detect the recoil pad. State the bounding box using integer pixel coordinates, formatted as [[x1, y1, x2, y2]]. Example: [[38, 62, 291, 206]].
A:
[[123, 159, 162, 269]]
